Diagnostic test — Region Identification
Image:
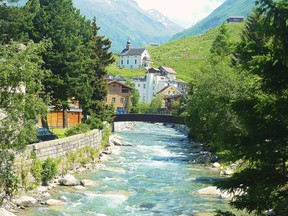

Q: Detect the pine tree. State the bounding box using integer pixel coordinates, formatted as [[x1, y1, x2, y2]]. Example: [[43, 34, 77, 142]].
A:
[[216, 0, 288, 214], [27, 0, 94, 127]]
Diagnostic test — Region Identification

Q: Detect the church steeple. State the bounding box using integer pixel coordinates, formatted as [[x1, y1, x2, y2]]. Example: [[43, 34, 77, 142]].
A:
[[126, 40, 131, 50]]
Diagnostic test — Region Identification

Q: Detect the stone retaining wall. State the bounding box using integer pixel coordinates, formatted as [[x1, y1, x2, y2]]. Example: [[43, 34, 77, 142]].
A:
[[24, 129, 102, 160]]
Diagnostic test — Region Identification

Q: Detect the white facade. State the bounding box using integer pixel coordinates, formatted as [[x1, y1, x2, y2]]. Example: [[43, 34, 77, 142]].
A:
[[118, 41, 151, 69], [131, 68, 183, 103]]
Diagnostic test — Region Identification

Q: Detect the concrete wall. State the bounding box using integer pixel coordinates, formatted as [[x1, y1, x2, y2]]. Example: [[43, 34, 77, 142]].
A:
[[25, 129, 102, 160]]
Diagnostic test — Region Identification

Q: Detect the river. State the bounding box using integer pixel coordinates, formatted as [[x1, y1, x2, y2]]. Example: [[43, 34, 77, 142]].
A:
[[19, 122, 232, 216]]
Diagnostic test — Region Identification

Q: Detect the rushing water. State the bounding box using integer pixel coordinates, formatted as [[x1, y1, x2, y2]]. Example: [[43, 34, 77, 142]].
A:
[[20, 122, 232, 216]]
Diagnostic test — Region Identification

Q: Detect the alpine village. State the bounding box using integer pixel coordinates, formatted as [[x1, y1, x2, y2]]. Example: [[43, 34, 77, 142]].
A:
[[0, 0, 287, 216]]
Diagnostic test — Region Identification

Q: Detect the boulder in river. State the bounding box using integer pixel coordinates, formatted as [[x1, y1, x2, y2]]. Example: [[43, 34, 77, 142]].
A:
[[14, 196, 37, 207], [46, 199, 65, 206], [0, 208, 16, 216], [80, 179, 99, 187], [58, 174, 78, 186]]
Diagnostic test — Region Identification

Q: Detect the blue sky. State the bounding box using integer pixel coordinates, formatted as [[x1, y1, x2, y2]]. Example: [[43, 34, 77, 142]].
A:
[[135, 0, 225, 28]]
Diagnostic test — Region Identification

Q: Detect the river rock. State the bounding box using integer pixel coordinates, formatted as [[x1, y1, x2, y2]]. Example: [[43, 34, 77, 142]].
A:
[[59, 174, 78, 186], [223, 169, 234, 175], [15, 196, 37, 207], [42, 192, 51, 198], [193, 186, 222, 196], [212, 162, 221, 168], [84, 163, 93, 170], [0, 208, 16, 216], [46, 199, 65, 206], [80, 179, 99, 187], [35, 186, 48, 193], [74, 185, 87, 190], [76, 167, 86, 173], [110, 137, 122, 146]]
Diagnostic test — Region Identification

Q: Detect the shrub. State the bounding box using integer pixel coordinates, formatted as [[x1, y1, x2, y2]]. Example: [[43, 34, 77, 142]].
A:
[[85, 117, 104, 130], [64, 123, 90, 137], [41, 158, 58, 186]]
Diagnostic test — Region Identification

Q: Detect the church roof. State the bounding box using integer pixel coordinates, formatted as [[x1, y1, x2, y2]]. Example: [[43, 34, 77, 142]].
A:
[[119, 48, 146, 56]]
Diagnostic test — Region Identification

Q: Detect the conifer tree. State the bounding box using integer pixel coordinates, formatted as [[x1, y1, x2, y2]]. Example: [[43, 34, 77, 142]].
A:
[[216, 0, 288, 214], [27, 0, 94, 127]]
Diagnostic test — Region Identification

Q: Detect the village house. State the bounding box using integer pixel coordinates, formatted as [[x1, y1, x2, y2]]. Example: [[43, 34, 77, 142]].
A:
[[156, 85, 182, 111], [105, 80, 133, 113], [118, 41, 152, 69], [131, 66, 187, 103], [227, 16, 244, 23]]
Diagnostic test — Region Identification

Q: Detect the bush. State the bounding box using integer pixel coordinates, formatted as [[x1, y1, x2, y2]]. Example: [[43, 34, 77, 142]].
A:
[[64, 123, 90, 137], [85, 117, 104, 130], [41, 158, 58, 186]]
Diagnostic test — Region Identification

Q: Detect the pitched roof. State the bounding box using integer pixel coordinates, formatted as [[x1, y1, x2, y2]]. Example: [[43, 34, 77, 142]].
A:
[[107, 80, 134, 90], [159, 66, 177, 74], [156, 85, 180, 95], [119, 48, 146, 56]]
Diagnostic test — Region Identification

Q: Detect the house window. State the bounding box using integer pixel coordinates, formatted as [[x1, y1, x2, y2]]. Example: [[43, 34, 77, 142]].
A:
[[127, 60, 129, 64], [138, 84, 140, 87], [122, 87, 129, 93], [109, 88, 116, 94], [135, 59, 137, 64], [112, 97, 116, 103], [121, 60, 123, 64], [143, 84, 146, 89], [120, 98, 124, 103]]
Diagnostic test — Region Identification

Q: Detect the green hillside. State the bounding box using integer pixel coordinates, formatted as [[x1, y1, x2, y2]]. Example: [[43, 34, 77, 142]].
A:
[[108, 22, 245, 82], [171, 0, 255, 41]]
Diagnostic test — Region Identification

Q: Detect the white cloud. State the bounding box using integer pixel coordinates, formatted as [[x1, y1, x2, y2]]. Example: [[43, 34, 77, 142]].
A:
[[135, 0, 225, 28]]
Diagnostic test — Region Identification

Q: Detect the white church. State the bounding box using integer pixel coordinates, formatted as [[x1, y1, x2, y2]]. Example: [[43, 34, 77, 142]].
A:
[[118, 41, 152, 69]]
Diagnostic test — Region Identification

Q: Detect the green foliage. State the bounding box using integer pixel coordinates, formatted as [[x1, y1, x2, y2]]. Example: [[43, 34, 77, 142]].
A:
[[210, 23, 232, 57], [215, 210, 236, 216], [178, 0, 288, 214], [41, 157, 58, 186], [85, 117, 104, 130], [30, 157, 42, 186], [149, 94, 164, 114], [64, 123, 90, 137], [133, 103, 150, 114], [0, 41, 47, 201]]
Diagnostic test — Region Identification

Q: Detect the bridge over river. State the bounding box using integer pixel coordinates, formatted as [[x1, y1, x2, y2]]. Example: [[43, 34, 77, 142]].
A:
[[112, 113, 184, 124]]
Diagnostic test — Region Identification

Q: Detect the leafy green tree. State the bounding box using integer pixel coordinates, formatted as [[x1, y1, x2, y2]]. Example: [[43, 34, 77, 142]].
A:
[[214, 1, 288, 214], [0, 41, 48, 203], [149, 94, 164, 114], [125, 80, 140, 113], [27, 0, 94, 128]]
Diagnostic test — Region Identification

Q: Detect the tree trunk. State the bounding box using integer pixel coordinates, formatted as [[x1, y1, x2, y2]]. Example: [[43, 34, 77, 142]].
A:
[[41, 115, 49, 128], [63, 109, 68, 128]]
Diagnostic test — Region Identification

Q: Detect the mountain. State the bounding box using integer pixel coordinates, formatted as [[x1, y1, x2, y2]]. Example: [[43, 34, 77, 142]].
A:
[[170, 0, 256, 41], [146, 9, 184, 38], [73, 0, 184, 52], [5, 0, 183, 52]]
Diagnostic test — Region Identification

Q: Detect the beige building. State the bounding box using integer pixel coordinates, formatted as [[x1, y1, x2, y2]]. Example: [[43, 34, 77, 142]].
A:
[[106, 81, 133, 112]]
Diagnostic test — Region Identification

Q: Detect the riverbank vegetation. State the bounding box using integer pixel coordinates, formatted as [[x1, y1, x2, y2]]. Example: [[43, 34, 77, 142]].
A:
[[177, 1, 288, 215], [0, 0, 114, 206]]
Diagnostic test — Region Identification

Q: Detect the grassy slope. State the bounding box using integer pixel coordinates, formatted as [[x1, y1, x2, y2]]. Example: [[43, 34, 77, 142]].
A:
[[108, 22, 244, 82], [171, 0, 255, 41]]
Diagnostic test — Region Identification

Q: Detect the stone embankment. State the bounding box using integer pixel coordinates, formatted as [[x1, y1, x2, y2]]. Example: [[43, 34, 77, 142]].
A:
[[6, 124, 134, 215]]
